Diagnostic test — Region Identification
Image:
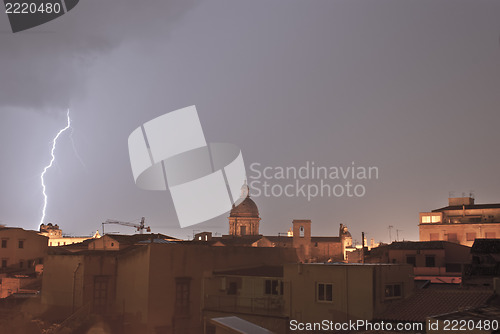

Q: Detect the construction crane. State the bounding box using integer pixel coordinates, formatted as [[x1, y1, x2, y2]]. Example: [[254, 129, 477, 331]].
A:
[[102, 217, 151, 235]]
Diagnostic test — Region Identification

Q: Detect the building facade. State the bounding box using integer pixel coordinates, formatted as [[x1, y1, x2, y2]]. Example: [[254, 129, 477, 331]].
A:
[[419, 196, 500, 247], [41, 241, 298, 333], [196, 192, 351, 263], [366, 241, 471, 283], [202, 263, 414, 333], [0, 227, 48, 273]]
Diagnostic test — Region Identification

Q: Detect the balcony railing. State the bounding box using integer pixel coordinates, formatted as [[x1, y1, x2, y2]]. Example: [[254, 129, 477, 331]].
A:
[[204, 294, 286, 317]]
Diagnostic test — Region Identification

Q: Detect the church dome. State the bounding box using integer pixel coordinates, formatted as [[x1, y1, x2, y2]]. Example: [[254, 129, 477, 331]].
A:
[[230, 197, 260, 218]]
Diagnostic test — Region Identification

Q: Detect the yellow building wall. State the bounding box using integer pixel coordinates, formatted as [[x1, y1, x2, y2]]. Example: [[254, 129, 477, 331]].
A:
[[48, 237, 92, 247], [0, 228, 48, 269], [419, 223, 500, 247]]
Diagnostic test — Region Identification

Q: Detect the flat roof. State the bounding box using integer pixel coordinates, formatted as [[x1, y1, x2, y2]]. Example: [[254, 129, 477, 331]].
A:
[[432, 203, 500, 212]]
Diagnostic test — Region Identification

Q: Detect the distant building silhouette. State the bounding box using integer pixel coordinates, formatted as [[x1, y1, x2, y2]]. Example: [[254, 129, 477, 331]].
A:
[[194, 190, 351, 263], [39, 223, 100, 247]]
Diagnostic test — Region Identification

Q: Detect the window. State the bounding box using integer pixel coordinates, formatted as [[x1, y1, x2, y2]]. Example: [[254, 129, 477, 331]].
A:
[[1, 239, 6, 248], [466, 232, 476, 241], [240, 226, 246, 236], [485, 232, 496, 239], [19, 261, 24, 268], [265, 279, 283, 295], [425, 255, 435, 267], [429, 233, 440, 241], [406, 255, 416, 267], [317, 283, 333, 302], [227, 282, 238, 295], [447, 233, 458, 242], [93, 276, 109, 314], [421, 216, 431, 223], [18, 240, 24, 249], [431, 216, 441, 223], [1, 259, 6, 268], [385, 284, 402, 299], [299, 226, 304, 237], [175, 277, 191, 316]]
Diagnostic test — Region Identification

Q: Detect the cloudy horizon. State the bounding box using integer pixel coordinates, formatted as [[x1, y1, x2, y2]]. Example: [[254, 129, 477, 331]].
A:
[[1, 0, 500, 243]]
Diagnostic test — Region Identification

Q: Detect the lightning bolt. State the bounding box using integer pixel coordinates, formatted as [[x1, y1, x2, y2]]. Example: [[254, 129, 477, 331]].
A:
[[40, 109, 71, 225]]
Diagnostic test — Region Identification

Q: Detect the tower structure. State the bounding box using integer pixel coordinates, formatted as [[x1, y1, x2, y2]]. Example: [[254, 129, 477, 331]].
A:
[[229, 184, 261, 236]]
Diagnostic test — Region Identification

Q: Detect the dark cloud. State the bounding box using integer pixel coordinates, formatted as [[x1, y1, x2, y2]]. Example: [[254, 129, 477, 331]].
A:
[[0, 0, 201, 112]]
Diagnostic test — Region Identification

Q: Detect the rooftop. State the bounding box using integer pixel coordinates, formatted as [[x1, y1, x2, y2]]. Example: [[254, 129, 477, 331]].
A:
[[103, 233, 179, 244], [378, 287, 493, 322], [471, 239, 500, 254], [386, 241, 469, 250], [230, 196, 260, 218], [430, 304, 500, 321], [432, 203, 500, 212]]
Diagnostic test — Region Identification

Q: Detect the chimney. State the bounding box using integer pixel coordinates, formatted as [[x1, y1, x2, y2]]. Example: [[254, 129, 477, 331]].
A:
[[361, 232, 365, 264]]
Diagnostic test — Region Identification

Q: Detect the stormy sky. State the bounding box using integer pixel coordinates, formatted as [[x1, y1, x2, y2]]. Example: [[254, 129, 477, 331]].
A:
[[1, 0, 499, 243]]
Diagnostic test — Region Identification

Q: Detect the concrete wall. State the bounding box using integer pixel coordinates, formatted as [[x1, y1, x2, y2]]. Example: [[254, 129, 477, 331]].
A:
[[388, 249, 446, 267], [284, 263, 413, 324], [115, 245, 150, 323], [420, 223, 500, 247], [88, 235, 121, 251], [41, 252, 117, 319], [310, 241, 342, 262], [41, 254, 84, 318]]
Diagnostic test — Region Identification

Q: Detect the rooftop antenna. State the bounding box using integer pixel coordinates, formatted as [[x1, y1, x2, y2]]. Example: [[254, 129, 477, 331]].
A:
[[469, 190, 475, 199], [449, 191, 455, 198], [388, 225, 394, 243], [396, 229, 403, 242]]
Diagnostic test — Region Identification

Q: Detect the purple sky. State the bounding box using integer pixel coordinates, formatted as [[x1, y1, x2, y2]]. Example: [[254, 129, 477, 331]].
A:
[[1, 0, 500, 243]]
